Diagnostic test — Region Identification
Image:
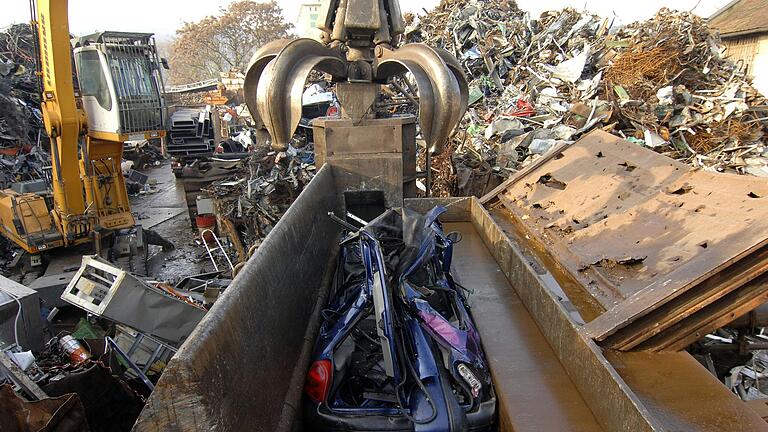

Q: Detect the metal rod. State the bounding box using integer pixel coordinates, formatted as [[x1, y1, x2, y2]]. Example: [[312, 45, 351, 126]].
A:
[[327, 212, 359, 231], [346, 212, 368, 226], [106, 336, 154, 391], [126, 333, 144, 357], [142, 344, 164, 374], [391, 77, 418, 107], [425, 145, 431, 198]]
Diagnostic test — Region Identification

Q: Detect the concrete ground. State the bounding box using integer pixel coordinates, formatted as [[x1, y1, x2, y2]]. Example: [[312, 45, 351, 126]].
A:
[[131, 164, 214, 282]]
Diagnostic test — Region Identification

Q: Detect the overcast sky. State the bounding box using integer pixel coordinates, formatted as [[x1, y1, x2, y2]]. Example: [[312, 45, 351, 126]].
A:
[[1, 0, 731, 41]]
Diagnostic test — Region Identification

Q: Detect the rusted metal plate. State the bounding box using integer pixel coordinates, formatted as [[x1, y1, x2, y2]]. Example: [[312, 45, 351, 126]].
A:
[[584, 170, 768, 343], [637, 273, 768, 351], [134, 165, 342, 432], [602, 247, 768, 351], [313, 118, 409, 157], [604, 350, 768, 431], [485, 130, 768, 351], [479, 201, 768, 431]]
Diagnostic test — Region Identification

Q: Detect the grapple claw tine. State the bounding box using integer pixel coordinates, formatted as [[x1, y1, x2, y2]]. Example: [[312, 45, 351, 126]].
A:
[[377, 44, 469, 155], [244, 39, 292, 129], [432, 46, 469, 134], [245, 39, 347, 150], [377, 59, 435, 144]]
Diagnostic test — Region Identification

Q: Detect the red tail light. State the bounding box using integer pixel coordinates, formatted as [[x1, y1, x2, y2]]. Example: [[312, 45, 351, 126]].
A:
[[305, 360, 332, 403]]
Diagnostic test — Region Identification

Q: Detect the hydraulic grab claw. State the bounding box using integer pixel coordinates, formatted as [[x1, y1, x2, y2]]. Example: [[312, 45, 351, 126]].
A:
[[244, 0, 468, 154]]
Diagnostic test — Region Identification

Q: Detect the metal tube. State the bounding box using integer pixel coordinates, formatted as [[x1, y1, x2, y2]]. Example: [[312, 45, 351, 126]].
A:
[[126, 333, 144, 357], [426, 143, 431, 197], [105, 336, 154, 391], [142, 344, 163, 374], [327, 212, 359, 231]]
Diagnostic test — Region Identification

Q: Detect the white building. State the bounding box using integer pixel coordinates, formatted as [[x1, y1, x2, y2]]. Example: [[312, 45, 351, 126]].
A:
[[709, 0, 768, 96], [296, 3, 323, 39]]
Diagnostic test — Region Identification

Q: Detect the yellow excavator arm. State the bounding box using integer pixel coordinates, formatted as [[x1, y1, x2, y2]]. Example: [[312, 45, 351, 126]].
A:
[[36, 0, 90, 241]]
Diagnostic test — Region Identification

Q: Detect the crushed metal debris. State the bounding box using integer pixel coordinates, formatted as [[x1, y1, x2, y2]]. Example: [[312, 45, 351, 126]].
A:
[[195, 141, 315, 263], [403, 0, 768, 197], [3, 2, 768, 429]]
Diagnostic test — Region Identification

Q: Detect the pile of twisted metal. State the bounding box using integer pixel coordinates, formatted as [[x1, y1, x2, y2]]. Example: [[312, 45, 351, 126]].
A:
[[403, 0, 768, 197]]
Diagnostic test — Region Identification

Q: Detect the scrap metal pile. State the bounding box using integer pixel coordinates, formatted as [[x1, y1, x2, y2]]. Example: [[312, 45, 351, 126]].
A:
[[2, 334, 150, 432], [0, 144, 49, 189], [404, 0, 768, 197], [199, 140, 315, 258], [1, 253, 219, 431], [0, 24, 42, 149], [0, 24, 48, 189]]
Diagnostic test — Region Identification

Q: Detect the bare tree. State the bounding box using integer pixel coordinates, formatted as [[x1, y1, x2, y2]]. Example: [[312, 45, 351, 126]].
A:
[[168, 1, 293, 85]]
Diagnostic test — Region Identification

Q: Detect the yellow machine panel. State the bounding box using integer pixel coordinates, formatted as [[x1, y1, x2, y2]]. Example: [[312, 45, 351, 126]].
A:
[[0, 190, 63, 253]]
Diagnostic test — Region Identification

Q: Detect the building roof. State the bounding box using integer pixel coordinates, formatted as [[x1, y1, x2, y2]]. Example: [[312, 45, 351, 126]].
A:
[[709, 0, 768, 37]]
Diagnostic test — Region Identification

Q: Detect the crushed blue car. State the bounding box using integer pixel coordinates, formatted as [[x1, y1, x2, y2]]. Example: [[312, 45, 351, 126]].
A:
[[304, 207, 496, 431]]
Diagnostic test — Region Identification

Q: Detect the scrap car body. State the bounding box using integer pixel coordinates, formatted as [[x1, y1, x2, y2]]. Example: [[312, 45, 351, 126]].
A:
[[304, 207, 496, 431]]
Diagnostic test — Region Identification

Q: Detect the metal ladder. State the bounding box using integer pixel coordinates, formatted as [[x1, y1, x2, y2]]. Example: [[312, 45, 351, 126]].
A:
[[200, 229, 234, 273]]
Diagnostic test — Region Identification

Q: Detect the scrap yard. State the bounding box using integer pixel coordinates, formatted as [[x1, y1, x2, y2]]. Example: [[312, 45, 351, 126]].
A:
[[1, 0, 768, 431]]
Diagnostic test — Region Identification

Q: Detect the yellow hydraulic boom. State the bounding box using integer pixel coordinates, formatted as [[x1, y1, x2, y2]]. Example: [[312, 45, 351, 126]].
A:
[[37, 0, 90, 244]]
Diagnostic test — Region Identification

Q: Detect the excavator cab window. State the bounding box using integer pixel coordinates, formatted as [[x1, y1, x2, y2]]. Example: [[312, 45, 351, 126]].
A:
[[75, 50, 112, 111], [106, 50, 163, 132], [108, 55, 155, 98], [72, 31, 165, 135]]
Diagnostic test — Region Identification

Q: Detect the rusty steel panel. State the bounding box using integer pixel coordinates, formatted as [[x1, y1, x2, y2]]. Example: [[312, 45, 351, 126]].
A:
[[637, 273, 768, 351], [602, 246, 768, 351], [485, 130, 768, 351], [604, 350, 768, 431], [133, 165, 342, 432]]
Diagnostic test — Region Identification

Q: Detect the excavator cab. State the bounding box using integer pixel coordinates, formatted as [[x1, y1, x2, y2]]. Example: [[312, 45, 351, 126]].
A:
[[72, 32, 165, 140]]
